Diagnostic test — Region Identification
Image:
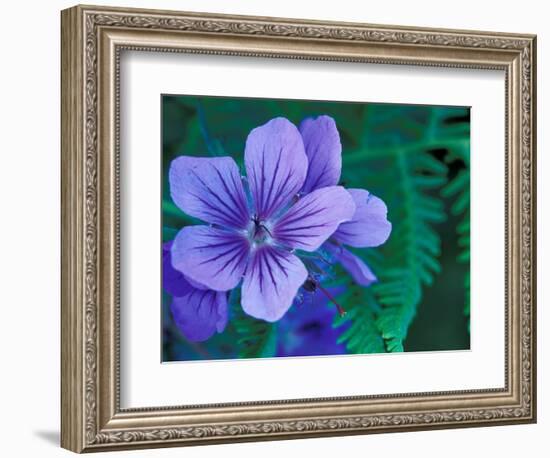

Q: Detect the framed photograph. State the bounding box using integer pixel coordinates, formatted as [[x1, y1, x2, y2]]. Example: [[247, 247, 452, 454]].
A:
[[61, 4, 537, 453]]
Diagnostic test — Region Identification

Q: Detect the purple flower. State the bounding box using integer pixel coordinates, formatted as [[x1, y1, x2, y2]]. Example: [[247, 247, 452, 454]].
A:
[[169, 117, 356, 324], [163, 242, 228, 342], [297, 115, 392, 286], [276, 286, 349, 357]]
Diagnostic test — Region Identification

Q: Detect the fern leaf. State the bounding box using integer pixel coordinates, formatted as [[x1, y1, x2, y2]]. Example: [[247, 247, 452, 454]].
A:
[[371, 109, 450, 352], [442, 140, 471, 330], [337, 107, 455, 352], [333, 283, 385, 354], [231, 291, 277, 358]]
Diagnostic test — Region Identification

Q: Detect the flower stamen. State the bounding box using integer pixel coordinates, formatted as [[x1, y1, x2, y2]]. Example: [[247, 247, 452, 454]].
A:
[[250, 214, 274, 246], [308, 276, 346, 317]]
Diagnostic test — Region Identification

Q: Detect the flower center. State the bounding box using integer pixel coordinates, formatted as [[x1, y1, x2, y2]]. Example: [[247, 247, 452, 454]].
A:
[[248, 215, 274, 247]]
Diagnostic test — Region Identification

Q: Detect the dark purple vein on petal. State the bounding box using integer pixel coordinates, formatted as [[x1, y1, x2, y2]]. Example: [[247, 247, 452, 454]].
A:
[[212, 246, 246, 278], [265, 169, 295, 218], [188, 289, 199, 310], [229, 170, 249, 217], [277, 206, 328, 228], [249, 161, 259, 215], [307, 147, 329, 191], [275, 223, 330, 233], [188, 191, 236, 226], [263, 147, 283, 218], [338, 220, 362, 228], [278, 195, 319, 219], [211, 164, 247, 223], [229, 247, 249, 277], [262, 249, 278, 295], [199, 243, 243, 266], [256, 251, 264, 293], [276, 233, 323, 240], [191, 170, 240, 224], [334, 229, 362, 238], [275, 236, 321, 246], [259, 148, 267, 216], [192, 237, 244, 251], [196, 290, 209, 312], [264, 248, 289, 279]]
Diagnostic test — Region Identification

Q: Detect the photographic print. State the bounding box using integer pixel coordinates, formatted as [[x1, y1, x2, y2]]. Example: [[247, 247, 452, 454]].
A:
[[161, 95, 470, 362]]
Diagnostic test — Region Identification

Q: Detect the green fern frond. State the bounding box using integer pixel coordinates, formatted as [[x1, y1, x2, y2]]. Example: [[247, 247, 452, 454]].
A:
[[333, 281, 385, 354], [373, 146, 446, 351], [337, 107, 456, 353], [231, 291, 277, 358], [234, 317, 277, 359], [442, 139, 471, 330]]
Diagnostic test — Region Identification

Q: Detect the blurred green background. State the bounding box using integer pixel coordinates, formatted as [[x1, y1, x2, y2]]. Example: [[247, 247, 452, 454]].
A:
[[162, 94, 470, 361]]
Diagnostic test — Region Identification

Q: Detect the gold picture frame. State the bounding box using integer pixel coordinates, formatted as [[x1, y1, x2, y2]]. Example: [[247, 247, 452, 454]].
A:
[[61, 4, 537, 453]]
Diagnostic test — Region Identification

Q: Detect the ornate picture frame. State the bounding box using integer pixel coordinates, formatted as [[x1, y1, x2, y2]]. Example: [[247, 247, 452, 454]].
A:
[[61, 4, 536, 453]]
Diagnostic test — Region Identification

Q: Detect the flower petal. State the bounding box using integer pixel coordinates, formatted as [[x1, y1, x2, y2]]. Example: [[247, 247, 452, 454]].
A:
[[273, 186, 355, 252], [171, 226, 249, 291], [241, 246, 308, 322], [162, 241, 193, 296], [324, 243, 377, 286], [169, 156, 249, 229], [299, 115, 342, 193], [245, 117, 308, 220], [170, 289, 228, 342], [333, 189, 392, 247], [277, 285, 348, 357], [215, 298, 229, 333], [337, 247, 377, 286]]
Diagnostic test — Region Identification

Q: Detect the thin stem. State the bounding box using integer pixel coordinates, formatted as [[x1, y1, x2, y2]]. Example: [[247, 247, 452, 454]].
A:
[[313, 278, 346, 317]]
